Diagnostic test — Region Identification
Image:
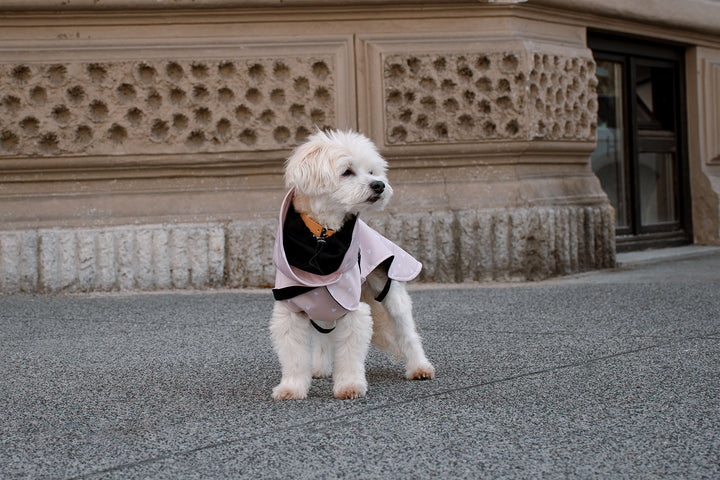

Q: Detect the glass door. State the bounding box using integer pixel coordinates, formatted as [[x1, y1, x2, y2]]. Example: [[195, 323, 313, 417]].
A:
[[592, 58, 630, 233], [634, 61, 680, 230], [589, 34, 690, 250]]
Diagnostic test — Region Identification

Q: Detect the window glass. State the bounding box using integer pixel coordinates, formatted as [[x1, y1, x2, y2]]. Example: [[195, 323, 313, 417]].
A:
[[639, 152, 677, 225], [591, 60, 628, 228]]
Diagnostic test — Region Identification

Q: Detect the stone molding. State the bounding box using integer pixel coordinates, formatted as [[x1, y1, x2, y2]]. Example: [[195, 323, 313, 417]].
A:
[[532, 0, 720, 37], [0, 0, 525, 10], [3, 0, 718, 38], [0, 203, 615, 293]]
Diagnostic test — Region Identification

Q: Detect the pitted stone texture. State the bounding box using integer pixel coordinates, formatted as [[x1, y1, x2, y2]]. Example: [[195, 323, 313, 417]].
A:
[[0, 57, 335, 156], [0, 205, 614, 293], [383, 51, 597, 144]]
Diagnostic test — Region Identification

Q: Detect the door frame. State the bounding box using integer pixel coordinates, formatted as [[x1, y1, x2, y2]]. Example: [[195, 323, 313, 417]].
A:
[[588, 32, 692, 251]]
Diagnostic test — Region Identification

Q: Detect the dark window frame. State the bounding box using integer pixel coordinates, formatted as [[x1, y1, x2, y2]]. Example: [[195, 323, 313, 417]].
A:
[[588, 32, 692, 251]]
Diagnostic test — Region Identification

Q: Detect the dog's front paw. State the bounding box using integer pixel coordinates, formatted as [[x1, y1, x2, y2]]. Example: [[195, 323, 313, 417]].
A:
[[333, 382, 367, 400], [272, 383, 308, 400], [407, 363, 435, 380]]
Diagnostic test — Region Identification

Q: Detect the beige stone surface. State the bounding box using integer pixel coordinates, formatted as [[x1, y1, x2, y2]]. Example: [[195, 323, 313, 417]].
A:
[[14, 1, 712, 292], [533, 0, 720, 37], [2, 0, 718, 39], [377, 46, 596, 146], [0, 47, 348, 157], [687, 46, 720, 245]]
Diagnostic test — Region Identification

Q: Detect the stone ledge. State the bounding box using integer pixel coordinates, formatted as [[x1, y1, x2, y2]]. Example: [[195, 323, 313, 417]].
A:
[[0, 0, 524, 11], [616, 245, 720, 268], [0, 203, 614, 293], [533, 0, 720, 37], [3, 0, 717, 39]]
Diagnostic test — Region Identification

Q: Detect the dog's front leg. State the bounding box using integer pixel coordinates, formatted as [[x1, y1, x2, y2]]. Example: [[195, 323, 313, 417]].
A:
[[332, 303, 373, 399], [269, 302, 313, 400], [382, 281, 436, 380]]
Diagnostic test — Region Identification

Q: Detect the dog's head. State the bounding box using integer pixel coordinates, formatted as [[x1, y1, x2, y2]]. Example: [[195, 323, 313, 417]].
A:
[[284, 130, 393, 216]]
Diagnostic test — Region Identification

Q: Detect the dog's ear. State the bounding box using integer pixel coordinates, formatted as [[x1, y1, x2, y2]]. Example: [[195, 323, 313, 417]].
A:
[[284, 139, 336, 194]]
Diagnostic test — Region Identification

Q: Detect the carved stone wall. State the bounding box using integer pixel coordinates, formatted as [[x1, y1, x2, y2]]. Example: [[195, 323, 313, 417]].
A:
[[0, 7, 622, 293], [0, 0, 717, 295], [358, 34, 599, 166], [383, 51, 597, 145], [0, 55, 337, 157]]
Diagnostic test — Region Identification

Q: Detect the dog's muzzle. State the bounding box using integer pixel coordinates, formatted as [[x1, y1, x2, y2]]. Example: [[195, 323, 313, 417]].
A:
[[368, 181, 385, 203]]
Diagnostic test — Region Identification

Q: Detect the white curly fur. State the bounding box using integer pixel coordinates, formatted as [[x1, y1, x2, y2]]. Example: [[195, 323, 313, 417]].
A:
[[270, 130, 435, 400]]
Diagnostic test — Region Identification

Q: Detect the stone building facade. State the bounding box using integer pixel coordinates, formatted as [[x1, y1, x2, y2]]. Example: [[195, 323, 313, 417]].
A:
[[0, 0, 718, 292]]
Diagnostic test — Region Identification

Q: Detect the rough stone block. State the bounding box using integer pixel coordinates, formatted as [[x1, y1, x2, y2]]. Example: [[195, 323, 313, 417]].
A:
[[77, 231, 96, 291], [0, 204, 615, 293], [208, 225, 226, 287], [152, 229, 171, 290], [0, 233, 20, 292], [169, 228, 190, 289], [134, 229, 154, 290], [96, 231, 117, 291]]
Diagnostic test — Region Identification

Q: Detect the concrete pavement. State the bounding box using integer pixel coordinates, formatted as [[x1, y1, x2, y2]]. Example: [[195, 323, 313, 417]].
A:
[[1, 247, 719, 479]]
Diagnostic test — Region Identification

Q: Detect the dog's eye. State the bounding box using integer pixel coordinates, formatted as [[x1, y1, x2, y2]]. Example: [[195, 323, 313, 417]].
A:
[[369, 170, 374, 176], [342, 169, 354, 177]]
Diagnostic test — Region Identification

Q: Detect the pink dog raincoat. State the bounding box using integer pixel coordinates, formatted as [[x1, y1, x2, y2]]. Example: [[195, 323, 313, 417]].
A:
[[273, 189, 422, 329]]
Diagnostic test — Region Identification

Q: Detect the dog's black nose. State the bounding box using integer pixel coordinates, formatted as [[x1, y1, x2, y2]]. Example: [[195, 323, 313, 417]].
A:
[[370, 181, 385, 194]]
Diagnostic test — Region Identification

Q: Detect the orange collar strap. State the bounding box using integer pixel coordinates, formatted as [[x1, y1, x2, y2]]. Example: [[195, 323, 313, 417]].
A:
[[300, 212, 336, 238]]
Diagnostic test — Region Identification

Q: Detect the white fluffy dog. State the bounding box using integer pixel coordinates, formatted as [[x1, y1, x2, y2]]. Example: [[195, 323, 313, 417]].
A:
[[270, 129, 435, 400]]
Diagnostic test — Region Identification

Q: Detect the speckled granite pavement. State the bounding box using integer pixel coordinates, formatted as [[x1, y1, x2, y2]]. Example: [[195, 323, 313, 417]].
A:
[[2, 247, 719, 479]]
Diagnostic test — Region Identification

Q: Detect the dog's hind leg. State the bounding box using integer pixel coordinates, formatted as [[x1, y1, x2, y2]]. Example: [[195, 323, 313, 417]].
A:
[[366, 297, 402, 363], [332, 303, 373, 399], [269, 302, 313, 400], [382, 281, 435, 380]]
